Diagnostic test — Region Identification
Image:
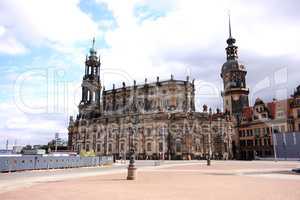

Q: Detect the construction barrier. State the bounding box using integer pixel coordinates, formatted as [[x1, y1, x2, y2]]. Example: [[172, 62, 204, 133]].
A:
[[0, 155, 113, 172]]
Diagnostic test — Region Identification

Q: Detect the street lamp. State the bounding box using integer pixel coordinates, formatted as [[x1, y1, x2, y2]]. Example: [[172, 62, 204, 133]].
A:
[[271, 124, 277, 162], [207, 109, 212, 166], [162, 126, 165, 161], [127, 114, 138, 180], [167, 113, 173, 160]]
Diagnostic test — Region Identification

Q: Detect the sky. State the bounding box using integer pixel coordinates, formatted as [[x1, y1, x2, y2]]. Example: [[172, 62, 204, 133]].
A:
[[0, 0, 300, 149]]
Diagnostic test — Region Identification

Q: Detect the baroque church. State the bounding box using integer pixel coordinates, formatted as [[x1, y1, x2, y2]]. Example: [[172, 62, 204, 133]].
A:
[[67, 18, 249, 160]]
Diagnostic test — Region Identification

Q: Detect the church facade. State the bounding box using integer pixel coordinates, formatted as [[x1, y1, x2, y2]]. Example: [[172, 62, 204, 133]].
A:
[[68, 17, 300, 161], [67, 37, 235, 160]]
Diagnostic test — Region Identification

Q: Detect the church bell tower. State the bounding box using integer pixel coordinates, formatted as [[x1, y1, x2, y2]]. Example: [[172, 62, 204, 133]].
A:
[[79, 38, 102, 118], [221, 16, 249, 121]]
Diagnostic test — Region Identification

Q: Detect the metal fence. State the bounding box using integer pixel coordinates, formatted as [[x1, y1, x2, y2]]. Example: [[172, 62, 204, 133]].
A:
[[274, 132, 300, 159], [0, 155, 113, 172]]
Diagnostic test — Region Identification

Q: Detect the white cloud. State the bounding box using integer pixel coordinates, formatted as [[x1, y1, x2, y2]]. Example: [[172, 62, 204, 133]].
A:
[[0, 36, 27, 54], [0, 0, 99, 54], [0, 25, 5, 36], [95, 0, 300, 107], [0, 100, 69, 149]]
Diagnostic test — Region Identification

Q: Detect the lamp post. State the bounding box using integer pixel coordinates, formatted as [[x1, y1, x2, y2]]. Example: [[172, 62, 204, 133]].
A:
[[167, 113, 172, 160], [271, 124, 277, 162], [207, 109, 212, 166], [127, 114, 138, 180], [162, 127, 165, 161]]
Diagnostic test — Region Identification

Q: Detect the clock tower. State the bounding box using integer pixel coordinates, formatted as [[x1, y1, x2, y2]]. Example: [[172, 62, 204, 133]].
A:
[[221, 16, 249, 122], [79, 38, 102, 119]]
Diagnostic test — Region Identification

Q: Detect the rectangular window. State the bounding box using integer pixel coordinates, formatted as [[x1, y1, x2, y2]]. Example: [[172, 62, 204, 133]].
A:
[[281, 125, 285, 132], [277, 111, 284, 118], [273, 126, 280, 133], [147, 128, 151, 136], [246, 130, 250, 136], [250, 140, 253, 146], [97, 144, 101, 152], [264, 138, 268, 146], [240, 140, 245, 147], [254, 128, 260, 136], [239, 130, 243, 137], [159, 142, 163, 152], [176, 143, 181, 152], [108, 144, 112, 152]]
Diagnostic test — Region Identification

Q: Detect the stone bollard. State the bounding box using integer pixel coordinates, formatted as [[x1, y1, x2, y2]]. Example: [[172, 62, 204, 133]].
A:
[[207, 156, 211, 166], [127, 163, 137, 180], [127, 151, 137, 180]]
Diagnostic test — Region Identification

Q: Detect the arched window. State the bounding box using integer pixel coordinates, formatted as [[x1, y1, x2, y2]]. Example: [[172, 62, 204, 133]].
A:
[[93, 91, 96, 102], [87, 90, 90, 101], [120, 143, 124, 152], [147, 142, 152, 151]]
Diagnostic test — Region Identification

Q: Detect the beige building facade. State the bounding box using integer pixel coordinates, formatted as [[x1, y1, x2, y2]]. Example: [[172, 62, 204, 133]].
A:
[[68, 41, 235, 160]]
